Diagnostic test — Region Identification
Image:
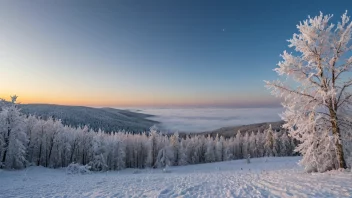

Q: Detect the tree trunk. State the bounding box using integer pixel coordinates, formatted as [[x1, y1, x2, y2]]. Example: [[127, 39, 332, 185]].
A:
[[330, 109, 347, 169], [37, 143, 42, 166], [47, 139, 54, 167], [1, 125, 11, 165], [70, 140, 77, 163]]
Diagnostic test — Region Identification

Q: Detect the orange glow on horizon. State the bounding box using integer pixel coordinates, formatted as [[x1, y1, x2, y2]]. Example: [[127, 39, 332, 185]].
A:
[[0, 92, 279, 108]]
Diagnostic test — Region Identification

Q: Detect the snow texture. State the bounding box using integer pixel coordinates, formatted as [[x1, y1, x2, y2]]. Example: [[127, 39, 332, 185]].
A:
[[1, 157, 351, 198]]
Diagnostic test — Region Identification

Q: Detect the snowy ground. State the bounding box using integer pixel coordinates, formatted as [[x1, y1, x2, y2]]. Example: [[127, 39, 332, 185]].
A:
[[0, 157, 351, 198]]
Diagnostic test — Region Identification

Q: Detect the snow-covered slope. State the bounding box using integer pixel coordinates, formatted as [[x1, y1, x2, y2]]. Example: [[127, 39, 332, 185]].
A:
[[1, 157, 351, 198], [19, 104, 158, 133]]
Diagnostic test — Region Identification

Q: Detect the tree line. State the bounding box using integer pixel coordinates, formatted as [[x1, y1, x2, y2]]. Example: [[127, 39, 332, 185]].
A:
[[0, 97, 295, 170]]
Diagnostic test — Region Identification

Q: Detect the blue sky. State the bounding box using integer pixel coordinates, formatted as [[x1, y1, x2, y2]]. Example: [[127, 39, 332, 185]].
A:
[[1, 0, 351, 107]]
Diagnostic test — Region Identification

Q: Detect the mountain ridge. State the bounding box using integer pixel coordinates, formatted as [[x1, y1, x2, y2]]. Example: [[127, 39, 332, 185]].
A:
[[19, 104, 158, 133]]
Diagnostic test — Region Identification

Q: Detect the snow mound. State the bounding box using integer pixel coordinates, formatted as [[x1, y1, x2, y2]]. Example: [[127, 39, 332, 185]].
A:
[[66, 163, 91, 175]]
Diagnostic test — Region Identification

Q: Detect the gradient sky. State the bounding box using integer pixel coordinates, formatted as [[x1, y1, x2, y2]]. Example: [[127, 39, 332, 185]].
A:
[[1, 0, 351, 107]]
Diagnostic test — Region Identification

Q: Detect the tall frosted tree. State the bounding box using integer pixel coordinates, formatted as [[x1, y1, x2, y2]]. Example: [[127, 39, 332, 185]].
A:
[[256, 129, 265, 157], [265, 12, 352, 169], [147, 126, 161, 168], [91, 129, 107, 171], [234, 131, 243, 159], [273, 132, 281, 157], [242, 132, 250, 158], [0, 96, 27, 169], [249, 131, 258, 158], [264, 125, 274, 157], [169, 132, 180, 166], [280, 131, 291, 156]]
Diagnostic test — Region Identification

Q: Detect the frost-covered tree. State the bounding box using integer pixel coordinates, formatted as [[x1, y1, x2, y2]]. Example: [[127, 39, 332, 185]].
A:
[[175, 140, 187, 166], [146, 126, 162, 168], [234, 131, 243, 159], [273, 132, 281, 157], [169, 132, 180, 166], [222, 138, 232, 161], [79, 126, 93, 165], [205, 135, 215, 163], [227, 137, 236, 160], [256, 129, 265, 157], [215, 134, 224, 161], [91, 130, 107, 171], [265, 12, 352, 169], [156, 145, 173, 168], [280, 132, 292, 156], [0, 96, 27, 169], [242, 132, 250, 158], [264, 125, 274, 157], [249, 131, 258, 158]]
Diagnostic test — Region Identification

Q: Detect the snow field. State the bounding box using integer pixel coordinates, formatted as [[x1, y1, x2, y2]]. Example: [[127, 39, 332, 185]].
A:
[[1, 157, 352, 198]]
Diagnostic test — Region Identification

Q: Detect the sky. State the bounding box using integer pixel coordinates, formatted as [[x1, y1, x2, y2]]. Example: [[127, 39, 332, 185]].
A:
[[1, 0, 351, 107]]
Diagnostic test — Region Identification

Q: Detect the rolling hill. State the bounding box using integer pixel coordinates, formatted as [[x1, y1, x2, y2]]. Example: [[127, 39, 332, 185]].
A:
[[19, 104, 158, 133]]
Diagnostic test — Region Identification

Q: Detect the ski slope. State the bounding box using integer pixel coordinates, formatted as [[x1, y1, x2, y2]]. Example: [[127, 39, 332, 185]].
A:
[[0, 157, 351, 198]]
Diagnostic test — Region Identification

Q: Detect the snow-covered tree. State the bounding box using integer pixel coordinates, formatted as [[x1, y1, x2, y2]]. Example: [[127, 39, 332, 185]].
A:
[[242, 132, 250, 158], [156, 145, 173, 168], [0, 96, 27, 169], [249, 131, 258, 158], [222, 138, 232, 161], [256, 129, 265, 157], [264, 125, 274, 157], [169, 132, 180, 166], [273, 132, 281, 157], [177, 140, 188, 166], [215, 134, 224, 161], [265, 12, 352, 170], [280, 132, 292, 156], [234, 131, 243, 159], [205, 135, 215, 163], [90, 130, 108, 171], [147, 126, 161, 168]]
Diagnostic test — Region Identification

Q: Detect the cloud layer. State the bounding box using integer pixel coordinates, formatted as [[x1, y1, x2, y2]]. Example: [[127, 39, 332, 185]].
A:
[[136, 108, 283, 133]]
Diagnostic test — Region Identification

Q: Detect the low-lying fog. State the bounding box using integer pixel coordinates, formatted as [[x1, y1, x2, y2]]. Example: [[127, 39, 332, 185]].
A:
[[132, 107, 283, 133]]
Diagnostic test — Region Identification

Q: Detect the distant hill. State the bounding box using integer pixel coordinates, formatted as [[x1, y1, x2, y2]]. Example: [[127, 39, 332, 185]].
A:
[[19, 104, 158, 133], [181, 121, 284, 138]]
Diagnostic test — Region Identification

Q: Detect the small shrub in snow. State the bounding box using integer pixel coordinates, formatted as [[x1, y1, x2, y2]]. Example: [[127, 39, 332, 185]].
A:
[[66, 163, 91, 175]]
